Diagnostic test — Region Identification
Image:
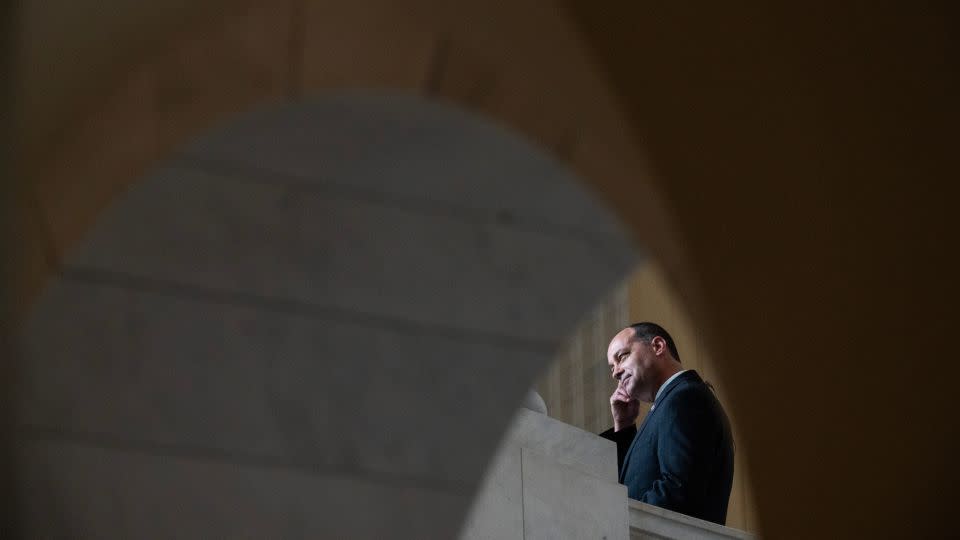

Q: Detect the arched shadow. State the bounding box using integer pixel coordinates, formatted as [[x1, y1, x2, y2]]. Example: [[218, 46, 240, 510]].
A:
[[16, 94, 645, 537]]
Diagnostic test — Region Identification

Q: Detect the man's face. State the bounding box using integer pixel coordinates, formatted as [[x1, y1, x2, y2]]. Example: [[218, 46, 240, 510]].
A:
[[607, 328, 658, 403]]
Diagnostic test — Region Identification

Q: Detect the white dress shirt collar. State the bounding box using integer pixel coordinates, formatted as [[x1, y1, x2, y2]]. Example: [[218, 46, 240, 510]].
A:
[[650, 369, 687, 411]]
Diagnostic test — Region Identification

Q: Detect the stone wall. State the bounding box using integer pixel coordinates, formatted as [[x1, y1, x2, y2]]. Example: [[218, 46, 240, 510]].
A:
[[14, 96, 638, 537], [462, 409, 627, 539]]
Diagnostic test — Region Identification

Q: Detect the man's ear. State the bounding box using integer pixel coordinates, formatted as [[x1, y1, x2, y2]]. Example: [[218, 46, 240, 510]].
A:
[[650, 336, 667, 355]]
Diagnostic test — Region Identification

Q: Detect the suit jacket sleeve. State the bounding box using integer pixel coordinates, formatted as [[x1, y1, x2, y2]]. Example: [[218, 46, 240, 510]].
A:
[[639, 392, 716, 511], [599, 425, 637, 472]]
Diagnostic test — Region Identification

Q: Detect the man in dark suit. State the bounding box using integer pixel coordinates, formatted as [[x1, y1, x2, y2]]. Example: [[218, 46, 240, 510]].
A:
[[600, 322, 734, 525]]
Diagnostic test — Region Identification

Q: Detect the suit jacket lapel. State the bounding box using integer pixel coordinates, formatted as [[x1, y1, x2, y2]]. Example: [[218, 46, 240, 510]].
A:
[[619, 405, 659, 481], [618, 370, 701, 482], [654, 370, 699, 407]]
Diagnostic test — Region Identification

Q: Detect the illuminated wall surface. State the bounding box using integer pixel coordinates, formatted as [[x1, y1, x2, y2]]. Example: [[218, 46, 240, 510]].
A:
[[15, 97, 638, 537]]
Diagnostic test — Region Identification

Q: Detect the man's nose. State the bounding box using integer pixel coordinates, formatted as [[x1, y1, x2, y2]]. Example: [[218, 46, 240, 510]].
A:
[[613, 366, 623, 381]]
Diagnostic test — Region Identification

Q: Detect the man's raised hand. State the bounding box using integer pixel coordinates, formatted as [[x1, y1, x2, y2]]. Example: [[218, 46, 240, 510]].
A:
[[610, 387, 640, 431]]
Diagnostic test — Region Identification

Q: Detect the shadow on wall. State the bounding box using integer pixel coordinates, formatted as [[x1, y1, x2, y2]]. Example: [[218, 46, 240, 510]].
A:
[[14, 94, 648, 538]]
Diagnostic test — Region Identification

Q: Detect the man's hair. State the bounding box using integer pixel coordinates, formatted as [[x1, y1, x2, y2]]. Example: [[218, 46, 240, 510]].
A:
[[628, 322, 681, 362]]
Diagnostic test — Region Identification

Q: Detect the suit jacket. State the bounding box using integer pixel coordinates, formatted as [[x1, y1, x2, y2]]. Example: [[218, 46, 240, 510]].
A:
[[600, 370, 734, 525]]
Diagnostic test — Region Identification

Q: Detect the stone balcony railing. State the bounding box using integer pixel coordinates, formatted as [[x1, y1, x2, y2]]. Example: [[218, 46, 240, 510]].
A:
[[629, 500, 755, 540], [462, 407, 755, 540]]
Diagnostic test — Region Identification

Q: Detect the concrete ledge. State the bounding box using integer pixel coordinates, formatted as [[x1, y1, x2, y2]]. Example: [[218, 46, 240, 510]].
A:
[[629, 500, 756, 540], [502, 409, 618, 482]]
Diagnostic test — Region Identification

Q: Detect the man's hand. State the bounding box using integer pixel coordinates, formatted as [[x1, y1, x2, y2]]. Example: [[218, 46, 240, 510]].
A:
[[610, 387, 640, 431]]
